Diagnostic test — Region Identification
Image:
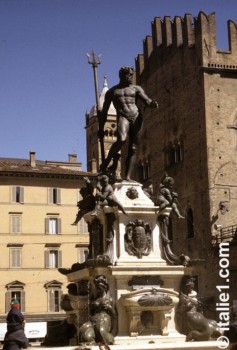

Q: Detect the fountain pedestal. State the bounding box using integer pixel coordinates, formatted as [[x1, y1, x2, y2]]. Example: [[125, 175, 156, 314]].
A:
[[61, 181, 224, 349]]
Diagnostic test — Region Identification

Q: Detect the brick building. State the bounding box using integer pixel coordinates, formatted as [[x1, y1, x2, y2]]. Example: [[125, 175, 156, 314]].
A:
[[134, 11, 237, 308]]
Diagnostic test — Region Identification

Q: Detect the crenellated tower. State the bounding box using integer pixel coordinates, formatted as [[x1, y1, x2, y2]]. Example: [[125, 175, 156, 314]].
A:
[[135, 11, 237, 305]]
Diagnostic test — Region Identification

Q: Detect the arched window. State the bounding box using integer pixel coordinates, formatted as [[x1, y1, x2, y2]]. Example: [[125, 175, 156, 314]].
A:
[[186, 208, 194, 238], [178, 139, 184, 162], [174, 139, 182, 163], [166, 138, 184, 167]]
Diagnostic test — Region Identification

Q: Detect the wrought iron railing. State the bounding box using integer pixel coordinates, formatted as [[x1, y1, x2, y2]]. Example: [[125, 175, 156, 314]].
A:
[[212, 224, 237, 245]]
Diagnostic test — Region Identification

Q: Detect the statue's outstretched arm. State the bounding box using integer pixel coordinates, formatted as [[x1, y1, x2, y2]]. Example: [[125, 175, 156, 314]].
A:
[[136, 86, 158, 109]]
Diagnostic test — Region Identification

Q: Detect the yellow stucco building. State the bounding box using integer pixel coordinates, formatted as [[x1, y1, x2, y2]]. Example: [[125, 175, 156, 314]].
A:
[[0, 151, 95, 335]]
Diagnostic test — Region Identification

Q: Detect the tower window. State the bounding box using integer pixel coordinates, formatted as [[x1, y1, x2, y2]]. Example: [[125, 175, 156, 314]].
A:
[[187, 208, 194, 238]]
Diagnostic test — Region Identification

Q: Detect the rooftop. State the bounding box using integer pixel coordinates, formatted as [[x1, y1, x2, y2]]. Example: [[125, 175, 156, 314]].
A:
[[0, 152, 94, 178]]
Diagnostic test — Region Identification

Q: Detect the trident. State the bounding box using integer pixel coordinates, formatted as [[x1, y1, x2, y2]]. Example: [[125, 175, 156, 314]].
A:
[[87, 50, 105, 162]]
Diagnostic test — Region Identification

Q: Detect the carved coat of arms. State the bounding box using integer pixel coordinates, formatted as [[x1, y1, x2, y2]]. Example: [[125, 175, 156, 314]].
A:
[[124, 219, 151, 258]]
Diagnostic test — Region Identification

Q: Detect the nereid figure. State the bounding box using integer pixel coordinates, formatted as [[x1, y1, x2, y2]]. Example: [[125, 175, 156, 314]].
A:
[[79, 275, 117, 345], [175, 277, 221, 341]]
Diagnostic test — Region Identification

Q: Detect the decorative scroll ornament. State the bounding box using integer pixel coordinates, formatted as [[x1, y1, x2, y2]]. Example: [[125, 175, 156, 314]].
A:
[[124, 219, 151, 258], [138, 290, 172, 306], [158, 215, 190, 266]]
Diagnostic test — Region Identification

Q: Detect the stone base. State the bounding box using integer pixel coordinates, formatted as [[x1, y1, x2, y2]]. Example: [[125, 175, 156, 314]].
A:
[[30, 338, 227, 350]]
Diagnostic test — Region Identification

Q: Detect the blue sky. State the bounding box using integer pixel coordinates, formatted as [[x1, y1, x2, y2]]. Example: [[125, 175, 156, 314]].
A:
[[0, 0, 236, 170]]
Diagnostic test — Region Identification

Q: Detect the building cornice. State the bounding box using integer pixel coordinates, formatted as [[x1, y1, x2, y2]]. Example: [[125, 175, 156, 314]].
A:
[[0, 171, 97, 180]]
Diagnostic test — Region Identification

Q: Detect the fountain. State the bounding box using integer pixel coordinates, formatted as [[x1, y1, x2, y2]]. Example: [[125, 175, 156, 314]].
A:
[[53, 174, 224, 350], [42, 65, 226, 349]]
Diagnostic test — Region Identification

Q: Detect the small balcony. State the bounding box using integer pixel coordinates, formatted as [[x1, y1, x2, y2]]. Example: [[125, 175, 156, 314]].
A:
[[212, 224, 237, 245]]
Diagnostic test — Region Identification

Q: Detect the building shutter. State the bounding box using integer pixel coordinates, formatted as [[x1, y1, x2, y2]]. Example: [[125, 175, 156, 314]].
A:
[[19, 187, 24, 203], [48, 188, 53, 204], [78, 249, 84, 263], [5, 291, 11, 313], [11, 187, 16, 202], [49, 290, 55, 312], [79, 218, 89, 235], [21, 291, 26, 312], [45, 218, 50, 234], [57, 219, 62, 234], [11, 249, 21, 268], [56, 189, 61, 204], [11, 216, 19, 234], [58, 250, 62, 268], [45, 251, 50, 268], [16, 249, 21, 267], [79, 219, 83, 234], [59, 290, 63, 311]]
